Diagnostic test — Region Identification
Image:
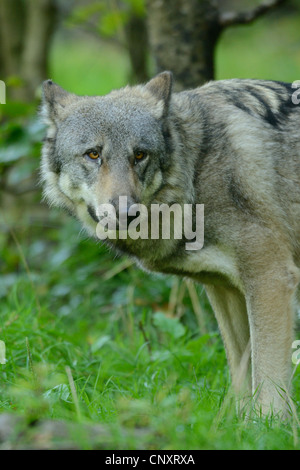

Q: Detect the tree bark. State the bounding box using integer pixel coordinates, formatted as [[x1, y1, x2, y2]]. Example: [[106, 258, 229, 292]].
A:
[[125, 12, 149, 84], [146, 0, 221, 91]]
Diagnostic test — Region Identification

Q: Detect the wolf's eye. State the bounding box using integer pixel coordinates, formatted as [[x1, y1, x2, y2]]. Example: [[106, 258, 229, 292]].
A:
[[134, 151, 146, 163], [84, 149, 101, 162], [87, 150, 100, 160]]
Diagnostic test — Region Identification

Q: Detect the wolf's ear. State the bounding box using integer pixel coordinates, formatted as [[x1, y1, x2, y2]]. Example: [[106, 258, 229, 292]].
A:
[[41, 80, 79, 127], [144, 71, 173, 117]]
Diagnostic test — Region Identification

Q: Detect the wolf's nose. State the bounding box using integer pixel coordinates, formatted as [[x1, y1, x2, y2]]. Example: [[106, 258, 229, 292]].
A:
[[111, 197, 138, 228]]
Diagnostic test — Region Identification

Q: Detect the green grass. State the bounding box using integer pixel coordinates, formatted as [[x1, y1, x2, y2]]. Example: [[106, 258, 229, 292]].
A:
[[1, 217, 300, 449], [1, 11, 300, 449]]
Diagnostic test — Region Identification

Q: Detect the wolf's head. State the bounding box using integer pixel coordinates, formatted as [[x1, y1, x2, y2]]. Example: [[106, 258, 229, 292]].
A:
[[40, 72, 201, 259], [40, 73, 176, 234]]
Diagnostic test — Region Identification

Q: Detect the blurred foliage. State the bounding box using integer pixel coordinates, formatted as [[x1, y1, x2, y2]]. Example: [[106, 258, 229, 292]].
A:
[[49, 33, 130, 95], [217, 10, 300, 81], [67, 0, 145, 39], [65, 0, 149, 84], [0, 106, 44, 195], [0, 119, 42, 165]]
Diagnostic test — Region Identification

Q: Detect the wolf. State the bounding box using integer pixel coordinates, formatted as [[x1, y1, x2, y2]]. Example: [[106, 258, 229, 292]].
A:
[[40, 72, 300, 416]]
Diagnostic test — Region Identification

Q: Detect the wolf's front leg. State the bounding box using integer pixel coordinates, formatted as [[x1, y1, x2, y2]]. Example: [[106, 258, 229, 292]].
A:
[[205, 285, 251, 397], [244, 259, 299, 416]]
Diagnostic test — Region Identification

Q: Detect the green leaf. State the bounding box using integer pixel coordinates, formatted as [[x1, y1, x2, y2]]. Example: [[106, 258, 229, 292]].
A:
[[44, 384, 71, 403], [153, 312, 186, 339], [91, 335, 111, 353]]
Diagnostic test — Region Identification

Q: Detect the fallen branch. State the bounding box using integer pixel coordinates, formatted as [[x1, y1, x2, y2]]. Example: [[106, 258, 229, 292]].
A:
[[0, 413, 150, 450]]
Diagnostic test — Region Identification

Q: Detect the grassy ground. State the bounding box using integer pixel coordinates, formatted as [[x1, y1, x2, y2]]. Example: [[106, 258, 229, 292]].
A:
[[1, 217, 300, 449], [1, 11, 300, 449]]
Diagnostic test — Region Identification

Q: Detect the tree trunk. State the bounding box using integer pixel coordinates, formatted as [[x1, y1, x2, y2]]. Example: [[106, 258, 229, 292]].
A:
[[0, 0, 58, 102], [0, 0, 25, 81], [21, 0, 58, 101], [146, 0, 221, 91], [125, 13, 149, 84], [146, 0, 287, 91]]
